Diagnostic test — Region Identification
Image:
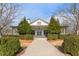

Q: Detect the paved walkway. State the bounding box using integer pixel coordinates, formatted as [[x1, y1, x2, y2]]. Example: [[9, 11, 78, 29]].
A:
[[21, 38, 65, 56]]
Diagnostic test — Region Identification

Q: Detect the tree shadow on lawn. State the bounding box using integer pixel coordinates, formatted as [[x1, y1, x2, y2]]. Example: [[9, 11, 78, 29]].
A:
[[16, 47, 27, 56], [55, 46, 71, 56], [55, 46, 64, 53]]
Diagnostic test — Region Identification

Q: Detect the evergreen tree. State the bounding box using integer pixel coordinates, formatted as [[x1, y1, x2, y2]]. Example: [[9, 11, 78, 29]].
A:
[[17, 17, 32, 35], [48, 16, 60, 34]]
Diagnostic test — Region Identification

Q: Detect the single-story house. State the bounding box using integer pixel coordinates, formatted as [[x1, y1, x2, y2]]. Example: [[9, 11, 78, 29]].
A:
[[9, 18, 68, 36]]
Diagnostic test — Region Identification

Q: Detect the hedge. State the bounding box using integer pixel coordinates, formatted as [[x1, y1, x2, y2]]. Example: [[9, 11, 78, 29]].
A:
[[0, 37, 21, 56], [59, 35, 68, 39], [63, 35, 79, 56], [3, 34, 33, 40], [47, 34, 58, 40], [18, 34, 33, 40]]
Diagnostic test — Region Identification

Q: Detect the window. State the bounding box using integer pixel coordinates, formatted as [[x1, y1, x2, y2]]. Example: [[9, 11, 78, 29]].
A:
[[37, 22, 41, 25]]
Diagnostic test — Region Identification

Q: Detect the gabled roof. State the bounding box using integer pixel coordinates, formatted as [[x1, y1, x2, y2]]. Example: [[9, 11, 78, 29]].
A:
[[30, 18, 48, 24], [11, 17, 69, 28]]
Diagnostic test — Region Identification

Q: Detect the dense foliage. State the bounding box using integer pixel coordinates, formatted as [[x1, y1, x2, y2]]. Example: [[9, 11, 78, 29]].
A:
[[17, 17, 32, 35], [0, 37, 21, 56], [47, 34, 58, 40], [48, 16, 60, 34], [47, 16, 60, 40], [3, 35, 33, 40], [18, 35, 33, 40], [63, 35, 79, 56]]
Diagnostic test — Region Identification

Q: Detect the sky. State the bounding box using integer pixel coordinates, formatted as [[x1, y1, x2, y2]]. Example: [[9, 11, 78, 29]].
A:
[[13, 3, 70, 25]]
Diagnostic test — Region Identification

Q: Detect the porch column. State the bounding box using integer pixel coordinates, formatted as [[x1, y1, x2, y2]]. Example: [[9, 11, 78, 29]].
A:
[[42, 30, 44, 36], [35, 30, 37, 36]]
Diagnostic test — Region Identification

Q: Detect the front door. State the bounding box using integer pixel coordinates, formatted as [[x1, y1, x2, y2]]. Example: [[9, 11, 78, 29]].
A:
[[37, 30, 42, 36]]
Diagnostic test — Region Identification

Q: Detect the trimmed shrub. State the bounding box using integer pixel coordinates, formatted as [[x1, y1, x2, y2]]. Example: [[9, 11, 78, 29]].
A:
[[63, 35, 79, 56], [18, 34, 33, 40], [0, 37, 21, 56], [47, 34, 58, 40], [59, 35, 68, 39], [2, 35, 33, 40], [24, 35, 33, 40], [2, 35, 18, 39]]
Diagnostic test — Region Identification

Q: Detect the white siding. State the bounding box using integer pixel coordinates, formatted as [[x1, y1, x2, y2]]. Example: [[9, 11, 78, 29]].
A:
[[30, 19, 48, 26]]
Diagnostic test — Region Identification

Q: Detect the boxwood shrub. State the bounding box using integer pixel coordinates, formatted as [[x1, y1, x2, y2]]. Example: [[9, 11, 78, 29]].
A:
[[63, 35, 79, 56], [0, 37, 21, 56], [3, 34, 33, 40], [47, 34, 58, 40], [18, 34, 33, 40], [59, 35, 68, 39]]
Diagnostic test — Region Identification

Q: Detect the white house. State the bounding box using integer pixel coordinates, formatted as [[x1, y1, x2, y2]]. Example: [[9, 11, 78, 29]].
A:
[[9, 18, 68, 36]]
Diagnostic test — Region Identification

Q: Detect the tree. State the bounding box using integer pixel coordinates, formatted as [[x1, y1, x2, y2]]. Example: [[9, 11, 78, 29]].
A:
[[48, 16, 61, 34], [17, 17, 32, 35], [0, 3, 19, 36], [58, 3, 79, 34], [70, 3, 79, 34]]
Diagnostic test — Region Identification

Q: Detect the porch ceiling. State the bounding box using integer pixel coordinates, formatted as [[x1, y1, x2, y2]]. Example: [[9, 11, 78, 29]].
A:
[[31, 26, 47, 30]]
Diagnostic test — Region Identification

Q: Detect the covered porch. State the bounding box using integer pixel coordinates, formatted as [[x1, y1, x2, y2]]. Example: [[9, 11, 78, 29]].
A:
[[31, 26, 48, 37]]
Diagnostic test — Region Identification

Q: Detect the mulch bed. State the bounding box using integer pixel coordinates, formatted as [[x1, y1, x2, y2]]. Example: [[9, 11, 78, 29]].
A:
[[16, 39, 33, 56], [48, 39, 64, 46], [48, 39, 64, 53], [19, 39, 33, 48]]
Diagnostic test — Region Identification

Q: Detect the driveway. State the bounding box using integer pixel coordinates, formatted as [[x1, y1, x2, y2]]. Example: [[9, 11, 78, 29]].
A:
[[20, 37, 65, 56]]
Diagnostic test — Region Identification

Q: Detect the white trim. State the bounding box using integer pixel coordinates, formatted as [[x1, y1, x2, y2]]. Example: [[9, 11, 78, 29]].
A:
[[64, 28, 65, 34], [35, 30, 37, 36], [34, 30, 45, 36], [30, 19, 48, 26]]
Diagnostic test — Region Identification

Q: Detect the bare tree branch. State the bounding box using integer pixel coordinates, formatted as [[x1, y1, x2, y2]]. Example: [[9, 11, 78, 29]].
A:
[[57, 3, 79, 34], [0, 3, 20, 35]]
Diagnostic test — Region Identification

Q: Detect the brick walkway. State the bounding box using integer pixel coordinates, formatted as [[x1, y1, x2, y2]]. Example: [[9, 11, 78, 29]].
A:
[[20, 38, 65, 56]]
